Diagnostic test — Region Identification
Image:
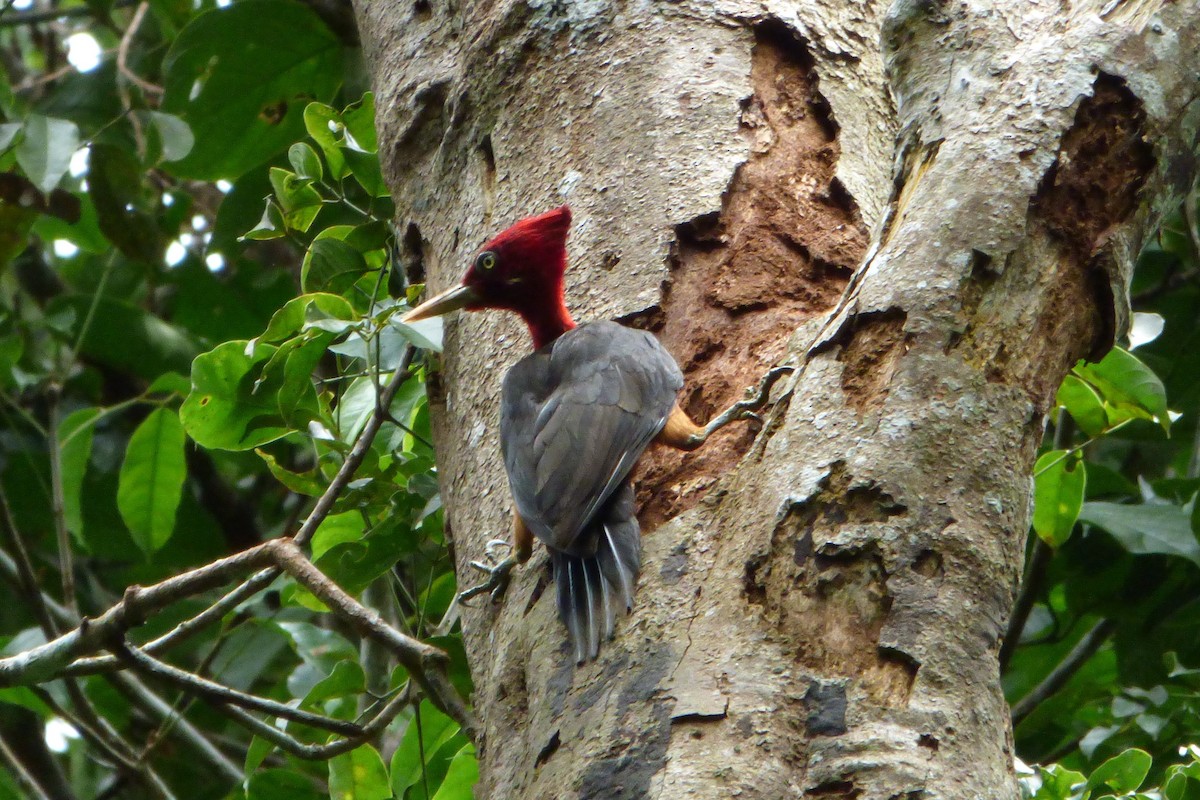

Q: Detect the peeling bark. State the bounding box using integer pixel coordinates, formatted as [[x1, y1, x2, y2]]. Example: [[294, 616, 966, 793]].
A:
[[354, 0, 1200, 797]]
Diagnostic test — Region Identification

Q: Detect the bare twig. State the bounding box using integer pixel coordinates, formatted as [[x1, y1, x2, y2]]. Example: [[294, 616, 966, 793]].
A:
[[62, 568, 279, 677], [1010, 618, 1116, 724], [0, 541, 278, 686], [269, 539, 476, 737], [0, 732, 53, 800], [115, 2, 162, 97], [46, 398, 79, 620], [213, 684, 414, 761], [108, 672, 243, 785], [115, 641, 364, 736]]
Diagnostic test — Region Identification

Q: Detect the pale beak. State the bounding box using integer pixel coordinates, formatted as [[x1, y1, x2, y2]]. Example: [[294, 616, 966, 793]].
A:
[[402, 284, 480, 322]]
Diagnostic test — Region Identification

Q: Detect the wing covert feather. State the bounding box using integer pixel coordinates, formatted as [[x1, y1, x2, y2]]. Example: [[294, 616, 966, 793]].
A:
[[500, 321, 682, 554]]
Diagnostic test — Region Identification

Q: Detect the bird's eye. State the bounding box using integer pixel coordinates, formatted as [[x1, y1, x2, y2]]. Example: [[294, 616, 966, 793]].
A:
[[475, 251, 498, 272]]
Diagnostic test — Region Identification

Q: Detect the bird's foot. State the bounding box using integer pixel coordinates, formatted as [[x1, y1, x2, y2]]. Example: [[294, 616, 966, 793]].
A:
[[459, 540, 518, 605], [701, 365, 795, 439]]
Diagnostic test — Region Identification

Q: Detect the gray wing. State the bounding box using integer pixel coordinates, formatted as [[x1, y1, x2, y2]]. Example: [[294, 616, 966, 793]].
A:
[[500, 321, 683, 555]]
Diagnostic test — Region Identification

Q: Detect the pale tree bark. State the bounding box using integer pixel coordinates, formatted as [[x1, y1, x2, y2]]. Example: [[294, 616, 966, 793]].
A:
[[354, 1, 1200, 797]]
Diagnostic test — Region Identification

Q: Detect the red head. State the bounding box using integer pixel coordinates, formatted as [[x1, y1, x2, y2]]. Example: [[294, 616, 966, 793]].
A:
[[403, 206, 576, 348]]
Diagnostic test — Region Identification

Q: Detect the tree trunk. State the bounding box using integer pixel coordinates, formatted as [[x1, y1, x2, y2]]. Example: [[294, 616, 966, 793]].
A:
[[355, 1, 1200, 797]]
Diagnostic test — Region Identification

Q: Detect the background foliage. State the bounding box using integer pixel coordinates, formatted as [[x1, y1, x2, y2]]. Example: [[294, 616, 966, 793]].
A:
[[0, 1, 1198, 799]]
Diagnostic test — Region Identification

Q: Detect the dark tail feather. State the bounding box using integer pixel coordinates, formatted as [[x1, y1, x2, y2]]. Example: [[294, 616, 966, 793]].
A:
[[551, 484, 641, 663]]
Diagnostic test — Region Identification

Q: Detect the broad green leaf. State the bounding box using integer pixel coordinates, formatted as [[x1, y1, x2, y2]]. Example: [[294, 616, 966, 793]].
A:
[[146, 371, 193, 396], [1056, 375, 1108, 437], [277, 331, 333, 423], [1086, 748, 1151, 794], [180, 340, 297, 450], [15, 115, 79, 192], [303, 659, 364, 706], [328, 744, 390, 800], [256, 449, 324, 496], [244, 735, 274, 777], [310, 511, 364, 560], [268, 166, 322, 232], [58, 407, 101, 543], [0, 122, 20, 152], [1033, 450, 1086, 547], [302, 238, 370, 294], [161, 0, 344, 179], [341, 92, 377, 153], [391, 317, 443, 353], [241, 198, 287, 241], [1079, 501, 1200, 566], [246, 768, 323, 800], [1073, 347, 1170, 434], [117, 408, 187, 554], [142, 111, 195, 162], [391, 701, 464, 795], [431, 744, 478, 800], [87, 144, 161, 264], [289, 142, 323, 181], [303, 101, 347, 179], [261, 292, 356, 343], [1032, 764, 1086, 800], [52, 295, 197, 379]]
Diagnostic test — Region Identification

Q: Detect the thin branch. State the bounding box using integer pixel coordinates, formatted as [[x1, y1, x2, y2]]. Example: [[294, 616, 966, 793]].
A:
[[268, 539, 476, 737], [1010, 618, 1117, 724], [0, 732, 53, 800], [115, 1, 161, 97], [107, 672, 243, 785], [46, 397, 79, 620], [0, 541, 278, 686], [115, 642, 364, 736], [294, 348, 416, 550], [212, 684, 414, 761], [62, 567, 279, 677], [999, 538, 1051, 671]]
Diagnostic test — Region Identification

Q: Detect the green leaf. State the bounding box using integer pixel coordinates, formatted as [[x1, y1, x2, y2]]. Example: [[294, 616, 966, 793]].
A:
[[241, 197, 287, 241], [1032, 764, 1086, 800], [303, 101, 347, 179], [256, 449, 324, 496], [87, 144, 161, 263], [328, 744, 390, 800], [244, 735, 274, 777], [1056, 375, 1108, 437], [432, 744, 478, 800], [390, 701, 464, 796], [246, 768, 323, 800], [142, 111, 195, 162], [1086, 748, 1151, 794], [303, 659, 364, 706], [1079, 501, 1200, 566], [268, 167, 322, 232], [0, 122, 21, 152], [1033, 450, 1087, 547], [1073, 347, 1170, 434], [302, 238, 370, 294], [310, 511, 364, 560], [161, 0, 344, 179], [260, 292, 356, 343], [116, 408, 187, 554], [58, 407, 101, 543], [180, 340, 298, 450], [341, 92, 377, 153], [15, 115, 79, 192], [53, 295, 197, 380], [288, 142, 323, 181]]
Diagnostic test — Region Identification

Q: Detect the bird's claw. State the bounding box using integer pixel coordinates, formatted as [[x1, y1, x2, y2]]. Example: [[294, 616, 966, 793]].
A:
[[459, 547, 518, 605], [743, 365, 795, 408]]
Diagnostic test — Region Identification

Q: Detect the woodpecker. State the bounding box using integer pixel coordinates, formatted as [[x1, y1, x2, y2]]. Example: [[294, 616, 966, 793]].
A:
[[403, 206, 788, 663]]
